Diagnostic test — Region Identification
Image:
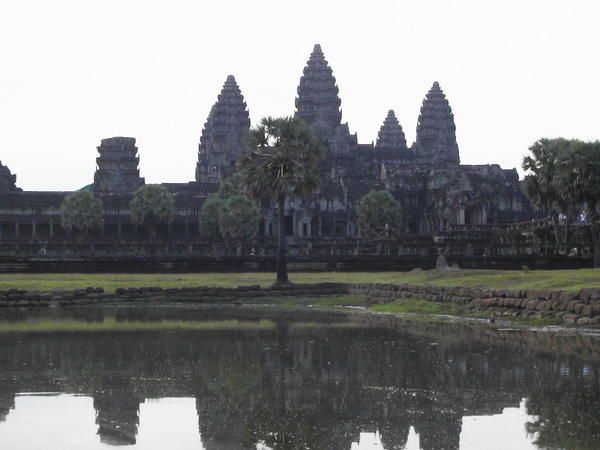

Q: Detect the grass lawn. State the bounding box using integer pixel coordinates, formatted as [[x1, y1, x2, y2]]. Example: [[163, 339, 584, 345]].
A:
[[0, 268, 598, 292]]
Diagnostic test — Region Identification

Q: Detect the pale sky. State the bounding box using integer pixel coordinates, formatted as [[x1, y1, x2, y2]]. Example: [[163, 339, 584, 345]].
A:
[[0, 0, 598, 191]]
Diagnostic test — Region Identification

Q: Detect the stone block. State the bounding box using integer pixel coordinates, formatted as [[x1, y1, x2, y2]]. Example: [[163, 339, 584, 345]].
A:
[[537, 290, 552, 300], [526, 300, 539, 310], [558, 291, 576, 302], [562, 314, 579, 324], [535, 301, 547, 311], [577, 288, 600, 302], [581, 305, 593, 317]]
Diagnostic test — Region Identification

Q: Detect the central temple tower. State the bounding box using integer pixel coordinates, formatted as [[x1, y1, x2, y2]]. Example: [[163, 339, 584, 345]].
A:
[[415, 82, 460, 164], [295, 44, 342, 133], [295, 44, 357, 157]]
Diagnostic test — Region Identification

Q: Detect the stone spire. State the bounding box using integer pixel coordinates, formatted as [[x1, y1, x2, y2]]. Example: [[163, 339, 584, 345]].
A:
[[0, 161, 19, 192], [196, 75, 250, 183], [415, 82, 460, 164], [94, 137, 144, 193], [295, 44, 342, 133], [375, 110, 407, 151]]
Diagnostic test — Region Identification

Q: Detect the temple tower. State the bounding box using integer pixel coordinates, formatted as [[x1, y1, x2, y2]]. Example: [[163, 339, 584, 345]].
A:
[[376, 110, 407, 151], [295, 44, 343, 134], [94, 137, 144, 193], [0, 162, 19, 192], [415, 82, 460, 164], [195, 75, 251, 183]]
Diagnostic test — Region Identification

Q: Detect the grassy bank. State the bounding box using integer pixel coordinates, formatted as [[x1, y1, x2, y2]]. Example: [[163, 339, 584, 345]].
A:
[[0, 269, 598, 292]]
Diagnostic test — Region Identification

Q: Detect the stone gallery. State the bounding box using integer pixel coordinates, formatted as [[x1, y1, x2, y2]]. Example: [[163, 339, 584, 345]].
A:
[[0, 45, 531, 251]]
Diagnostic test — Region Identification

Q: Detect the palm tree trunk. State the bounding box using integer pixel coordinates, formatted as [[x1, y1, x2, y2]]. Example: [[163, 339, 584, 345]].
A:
[[590, 206, 599, 268], [276, 194, 289, 283], [564, 213, 571, 249], [551, 213, 561, 255]]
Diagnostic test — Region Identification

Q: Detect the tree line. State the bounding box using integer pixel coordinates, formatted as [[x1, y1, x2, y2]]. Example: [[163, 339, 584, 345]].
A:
[[521, 138, 600, 266]]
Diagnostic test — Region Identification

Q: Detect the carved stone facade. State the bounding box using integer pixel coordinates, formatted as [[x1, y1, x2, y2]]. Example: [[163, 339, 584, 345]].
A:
[[195, 75, 251, 183], [94, 137, 144, 194], [0, 44, 533, 249]]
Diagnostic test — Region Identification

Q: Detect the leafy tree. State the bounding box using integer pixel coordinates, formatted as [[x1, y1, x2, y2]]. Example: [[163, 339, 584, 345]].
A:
[[522, 138, 577, 253], [218, 173, 247, 198], [527, 387, 600, 449], [238, 116, 324, 284], [563, 141, 600, 267], [60, 191, 104, 238], [218, 195, 260, 254], [358, 190, 403, 241], [129, 184, 174, 240], [199, 193, 225, 241]]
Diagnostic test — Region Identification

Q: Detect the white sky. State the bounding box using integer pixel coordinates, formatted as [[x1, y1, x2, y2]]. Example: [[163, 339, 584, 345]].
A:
[[1, 395, 537, 449], [0, 0, 598, 191]]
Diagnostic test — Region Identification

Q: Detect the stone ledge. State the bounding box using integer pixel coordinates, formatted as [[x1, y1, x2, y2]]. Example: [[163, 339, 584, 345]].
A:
[[349, 283, 600, 325], [0, 283, 351, 307]]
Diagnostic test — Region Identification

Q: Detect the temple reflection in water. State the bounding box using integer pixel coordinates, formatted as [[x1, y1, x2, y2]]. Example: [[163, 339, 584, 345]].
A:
[[0, 306, 598, 449]]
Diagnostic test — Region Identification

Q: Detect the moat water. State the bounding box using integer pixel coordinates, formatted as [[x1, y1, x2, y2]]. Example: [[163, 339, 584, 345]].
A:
[[0, 305, 598, 450]]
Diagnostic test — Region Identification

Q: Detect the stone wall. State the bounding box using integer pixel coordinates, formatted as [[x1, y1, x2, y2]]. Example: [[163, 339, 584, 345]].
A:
[[0, 283, 348, 307], [0, 254, 590, 273], [3, 280, 599, 327], [350, 283, 600, 326]]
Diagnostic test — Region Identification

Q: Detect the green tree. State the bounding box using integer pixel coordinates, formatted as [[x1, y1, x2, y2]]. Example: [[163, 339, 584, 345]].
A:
[[218, 173, 247, 198], [358, 190, 403, 242], [522, 138, 576, 253], [218, 195, 260, 255], [238, 116, 324, 284], [129, 184, 174, 240], [60, 191, 104, 239], [564, 141, 600, 267], [199, 193, 225, 241]]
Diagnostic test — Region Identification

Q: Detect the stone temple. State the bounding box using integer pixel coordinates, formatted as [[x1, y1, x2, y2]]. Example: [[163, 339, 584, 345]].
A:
[[0, 44, 532, 251]]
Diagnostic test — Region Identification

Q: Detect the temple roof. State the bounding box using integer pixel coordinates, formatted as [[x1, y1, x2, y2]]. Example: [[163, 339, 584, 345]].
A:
[[295, 44, 342, 131], [376, 110, 407, 151], [416, 82, 460, 164]]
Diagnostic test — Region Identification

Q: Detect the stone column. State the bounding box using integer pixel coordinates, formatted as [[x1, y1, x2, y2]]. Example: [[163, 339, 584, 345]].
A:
[[49, 221, 54, 238], [15, 223, 19, 239], [318, 217, 322, 237], [32, 222, 37, 240], [117, 222, 122, 238]]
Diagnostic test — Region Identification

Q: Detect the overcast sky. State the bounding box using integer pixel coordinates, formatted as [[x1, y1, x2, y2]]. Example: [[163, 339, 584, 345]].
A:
[[0, 0, 598, 191]]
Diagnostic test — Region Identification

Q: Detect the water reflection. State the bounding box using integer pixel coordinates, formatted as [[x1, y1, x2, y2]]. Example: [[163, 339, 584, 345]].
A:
[[0, 306, 598, 449]]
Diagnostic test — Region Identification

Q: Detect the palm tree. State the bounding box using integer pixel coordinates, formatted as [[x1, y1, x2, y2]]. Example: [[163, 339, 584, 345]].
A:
[[522, 138, 574, 254], [564, 141, 600, 267], [237, 116, 324, 284]]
